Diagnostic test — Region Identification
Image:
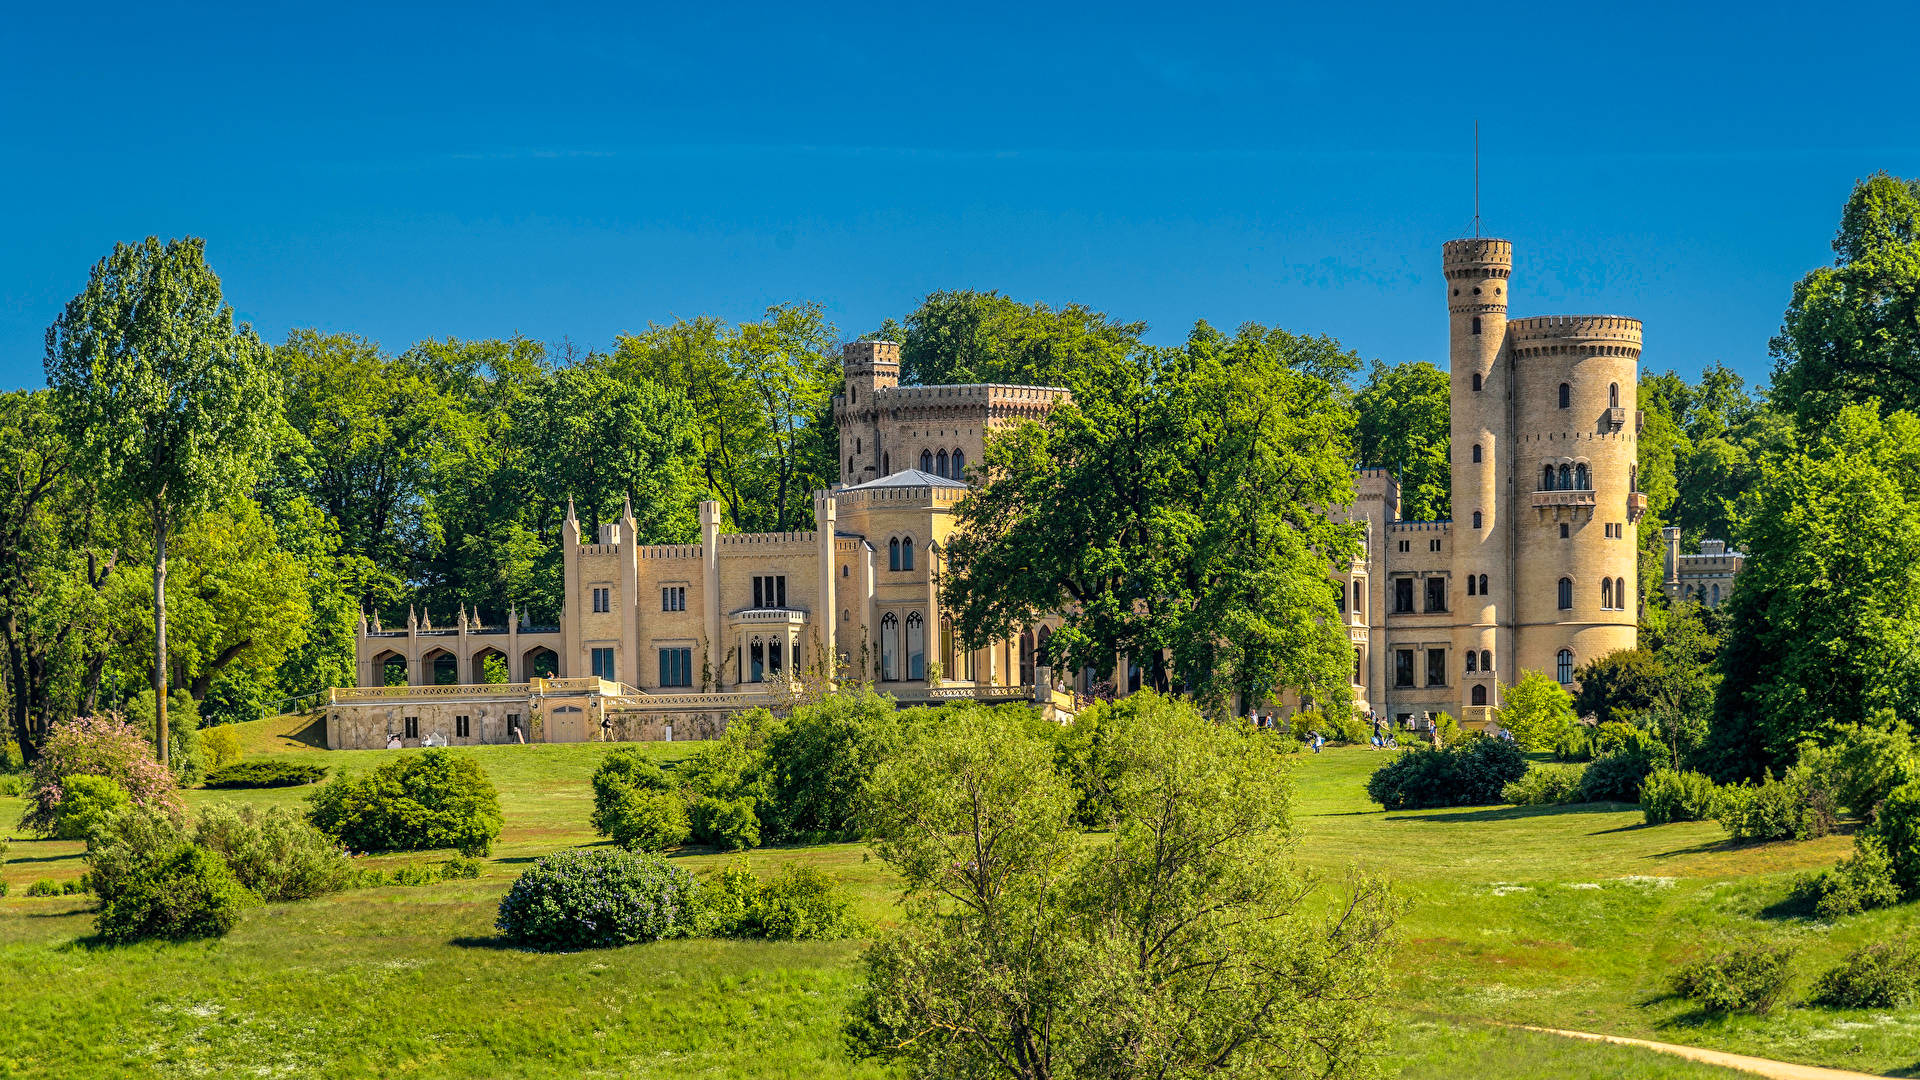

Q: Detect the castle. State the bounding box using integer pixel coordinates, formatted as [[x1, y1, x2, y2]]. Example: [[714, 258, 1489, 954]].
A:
[[332, 236, 1669, 747]]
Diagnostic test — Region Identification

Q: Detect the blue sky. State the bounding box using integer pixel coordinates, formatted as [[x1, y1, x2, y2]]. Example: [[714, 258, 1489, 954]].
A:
[[4, 1, 1917, 391]]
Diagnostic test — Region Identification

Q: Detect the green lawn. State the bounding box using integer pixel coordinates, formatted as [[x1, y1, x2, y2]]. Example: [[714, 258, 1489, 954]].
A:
[[1, 728, 1914, 1079]]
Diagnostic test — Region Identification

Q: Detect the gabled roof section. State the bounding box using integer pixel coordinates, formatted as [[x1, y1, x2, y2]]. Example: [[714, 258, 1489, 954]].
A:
[[842, 468, 970, 491]]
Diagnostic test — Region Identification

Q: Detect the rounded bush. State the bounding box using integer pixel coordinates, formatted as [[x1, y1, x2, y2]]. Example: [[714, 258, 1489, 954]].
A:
[[495, 848, 699, 950], [95, 843, 250, 943], [22, 715, 181, 835], [1577, 742, 1662, 803], [53, 774, 133, 841], [307, 748, 501, 856], [1366, 736, 1527, 810], [691, 796, 761, 851], [1669, 943, 1796, 1014], [1810, 937, 1919, 1008], [1641, 768, 1719, 825], [194, 804, 353, 901], [603, 788, 692, 852]]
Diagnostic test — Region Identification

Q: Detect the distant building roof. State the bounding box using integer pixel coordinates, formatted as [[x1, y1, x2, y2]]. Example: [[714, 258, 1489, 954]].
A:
[[842, 468, 970, 491]]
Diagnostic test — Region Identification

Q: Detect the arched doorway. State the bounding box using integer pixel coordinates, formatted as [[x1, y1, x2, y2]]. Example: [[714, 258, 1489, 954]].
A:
[[373, 650, 408, 687], [1471, 684, 1487, 706], [1018, 629, 1035, 687], [523, 646, 558, 680], [472, 646, 509, 684], [424, 648, 458, 686]]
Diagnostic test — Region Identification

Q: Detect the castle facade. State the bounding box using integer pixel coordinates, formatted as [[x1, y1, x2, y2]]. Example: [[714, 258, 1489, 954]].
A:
[[334, 235, 1654, 747]]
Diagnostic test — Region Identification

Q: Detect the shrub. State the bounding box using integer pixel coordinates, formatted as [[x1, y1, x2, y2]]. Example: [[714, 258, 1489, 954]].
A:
[[1579, 741, 1664, 804], [21, 715, 181, 835], [1501, 764, 1587, 806], [1809, 937, 1920, 1008], [194, 804, 353, 901], [84, 807, 188, 901], [1495, 670, 1577, 751], [495, 848, 700, 949], [1796, 837, 1901, 919], [201, 726, 243, 770], [94, 843, 250, 943], [1641, 769, 1719, 825], [52, 774, 132, 841], [1864, 780, 1920, 897], [1553, 728, 1599, 763], [1669, 943, 1797, 1014], [1716, 765, 1836, 843], [763, 688, 903, 840], [308, 748, 501, 856], [1813, 715, 1920, 821], [441, 854, 485, 879], [599, 787, 691, 852], [690, 795, 761, 851], [0, 772, 26, 797], [694, 859, 860, 940], [748, 865, 859, 940], [25, 879, 61, 897], [589, 746, 675, 844], [1365, 735, 1528, 810], [203, 760, 328, 789]]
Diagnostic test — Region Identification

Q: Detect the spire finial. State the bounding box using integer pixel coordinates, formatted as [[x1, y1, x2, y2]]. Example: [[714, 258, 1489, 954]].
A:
[[1473, 120, 1481, 239], [566, 495, 577, 523], [622, 492, 634, 520]]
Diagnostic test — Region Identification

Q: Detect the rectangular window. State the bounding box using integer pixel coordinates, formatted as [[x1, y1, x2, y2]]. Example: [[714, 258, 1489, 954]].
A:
[[455, 714, 469, 738], [1398, 540, 1410, 553], [404, 716, 418, 740], [1426, 648, 1447, 687], [658, 647, 692, 687], [1425, 577, 1446, 613], [1394, 649, 1415, 688], [591, 647, 615, 681], [1430, 538, 1442, 553], [753, 575, 786, 609], [1393, 578, 1415, 614], [661, 586, 686, 612], [592, 587, 610, 613]]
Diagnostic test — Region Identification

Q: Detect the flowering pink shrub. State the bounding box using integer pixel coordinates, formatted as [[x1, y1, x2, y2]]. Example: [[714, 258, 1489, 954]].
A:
[[21, 714, 182, 836]]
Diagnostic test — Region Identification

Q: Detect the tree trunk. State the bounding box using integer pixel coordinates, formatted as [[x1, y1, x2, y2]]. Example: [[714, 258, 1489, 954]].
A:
[[152, 507, 168, 767]]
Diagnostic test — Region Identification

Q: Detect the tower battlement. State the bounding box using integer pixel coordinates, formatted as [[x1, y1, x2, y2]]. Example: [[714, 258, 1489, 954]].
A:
[[1441, 238, 1513, 277]]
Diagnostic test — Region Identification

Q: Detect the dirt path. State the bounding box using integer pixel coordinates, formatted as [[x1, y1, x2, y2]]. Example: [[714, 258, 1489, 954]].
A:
[[1516, 1025, 1896, 1080]]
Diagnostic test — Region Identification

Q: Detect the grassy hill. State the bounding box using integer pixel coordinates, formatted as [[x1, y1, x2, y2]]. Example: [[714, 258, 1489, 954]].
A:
[[0, 720, 1912, 1079]]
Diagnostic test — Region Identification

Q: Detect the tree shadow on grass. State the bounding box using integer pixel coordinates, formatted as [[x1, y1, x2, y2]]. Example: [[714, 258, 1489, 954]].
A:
[[1393, 802, 1633, 824], [2, 852, 89, 865], [449, 935, 520, 951]]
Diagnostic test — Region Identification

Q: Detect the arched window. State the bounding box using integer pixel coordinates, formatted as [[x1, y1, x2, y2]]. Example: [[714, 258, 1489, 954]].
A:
[[1472, 684, 1488, 706], [936, 449, 949, 477], [1478, 574, 1487, 594], [1609, 382, 1620, 407], [906, 612, 925, 680], [1630, 465, 1638, 491], [1558, 382, 1571, 409], [952, 448, 966, 476], [901, 537, 915, 571], [1711, 583, 1720, 606], [1618, 577, 1628, 608], [1575, 463, 1590, 490], [1602, 578, 1614, 609], [880, 614, 900, 681], [1465, 651, 1477, 673], [920, 449, 933, 472], [888, 537, 901, 571], [1472, 372, 1483, 391], [1472, 443, 1482, 463], [882, 452, 890, 475], [1480, 649, 1491, 671], [1467, 575, 1476, 597], [1472, 510, 1483, 529], [750, 638, 765, 682], [1558, 464, 1571, 489], [1471, 316, 1482, 335], [1558, 577, 1573, 609], [1556, 649, 1574, 684], [1542, 465, 1555, 490]]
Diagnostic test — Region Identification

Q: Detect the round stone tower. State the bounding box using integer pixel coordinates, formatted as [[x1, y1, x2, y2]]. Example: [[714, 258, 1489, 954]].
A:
[[1444, 238, 1513, 714], [1505, 313, 1641, 685]]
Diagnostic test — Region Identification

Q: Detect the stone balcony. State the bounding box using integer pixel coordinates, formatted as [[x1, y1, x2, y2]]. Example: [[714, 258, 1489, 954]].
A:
[[1627, 492, 1649, 521], [1529, 490, 1597, 511]]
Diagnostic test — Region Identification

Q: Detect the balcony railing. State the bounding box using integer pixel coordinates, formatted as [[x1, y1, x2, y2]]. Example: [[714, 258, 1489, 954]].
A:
[[1530, 490, 1596, 510], [1627, 492, 1649, 521]]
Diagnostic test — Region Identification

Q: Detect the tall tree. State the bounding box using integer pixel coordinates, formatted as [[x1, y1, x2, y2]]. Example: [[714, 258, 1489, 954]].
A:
[[942, 321, 1361, 714], [896, 289, 1145, 392], [1709, 404, 1920, 779], [849, 694, 1397, 1080], [1353, 360, 1450, 522], [44, 237, 278, 767], [1772, 173, 1920, 425]]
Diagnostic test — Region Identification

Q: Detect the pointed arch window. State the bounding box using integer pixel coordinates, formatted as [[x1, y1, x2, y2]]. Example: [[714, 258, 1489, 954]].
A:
[[951, 448, 966, 476], [920, 449, 933, 472], [901, 537, 915, 571], [1480, 649, 1492, 671], [1466, 651, 1477, 673], [1472, 684, 1488, 705], [1542, 465, 1555, 491], [1602, 578, 1614, 609], [936, 449, 949, 477], [880, 613, 900, 681], [1558, 464, 1572, 490], [1575, 463, 1590, 490], [888, 537, 901, 571], [1617, 577, 1628, 609], [906, 612, 925, 680]]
